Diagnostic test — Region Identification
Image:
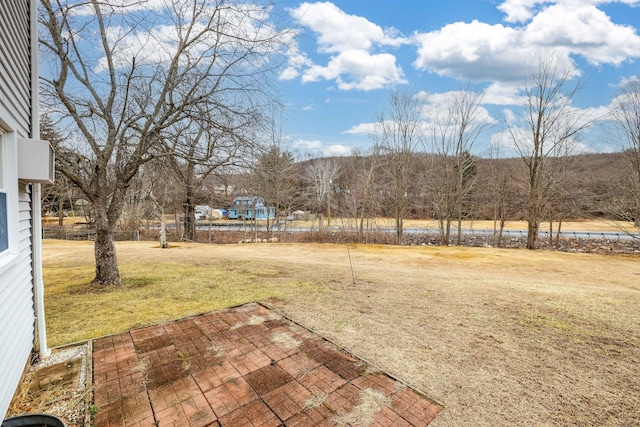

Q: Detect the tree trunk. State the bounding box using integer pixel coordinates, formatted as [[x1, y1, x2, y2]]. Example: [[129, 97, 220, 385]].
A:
[[148, 193, 169, 249], [159, 213, 169, 249], [445, 218, 452, 245], [183, 187, 196, 241], [526, 219, 538, 249], [395, 213, 403, 245], [58, 198, 64, 227], [173, 211, 183, 241], [555, 220, 563, 248], [437, 217, 447, 245], [526, 191, 539, 249], [94, 227, 121, 285], [91, 174, 125, 286]]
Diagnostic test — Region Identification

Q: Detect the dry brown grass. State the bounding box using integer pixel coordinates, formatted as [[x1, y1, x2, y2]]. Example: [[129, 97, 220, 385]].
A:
[[334, 388, 391, 426], [42, 216, 88, 226], [270, 331, 302, 350], [42, 240, 640, 426]]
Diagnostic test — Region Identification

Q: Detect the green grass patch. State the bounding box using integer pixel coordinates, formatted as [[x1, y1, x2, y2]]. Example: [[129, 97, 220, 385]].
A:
[[44, 258, 320, 347], [518, 309, 572, 331]]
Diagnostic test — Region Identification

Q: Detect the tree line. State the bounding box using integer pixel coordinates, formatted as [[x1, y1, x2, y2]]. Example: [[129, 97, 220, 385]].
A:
[[38, 1, 640, 286]]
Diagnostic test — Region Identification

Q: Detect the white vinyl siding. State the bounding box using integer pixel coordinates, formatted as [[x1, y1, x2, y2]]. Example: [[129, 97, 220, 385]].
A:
[[0, 1, 32, 134], [0, 0, 37, 419], [0, 242, 34, 417]]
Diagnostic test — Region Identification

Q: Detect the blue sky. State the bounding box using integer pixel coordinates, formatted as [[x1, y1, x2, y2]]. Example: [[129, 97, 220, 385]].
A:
[[272, 0, 640, 157], [49, 0, 640, 158]]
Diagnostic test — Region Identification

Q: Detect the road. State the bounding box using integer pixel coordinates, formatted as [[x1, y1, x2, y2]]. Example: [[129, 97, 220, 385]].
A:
[[176, 222, 640, 240]]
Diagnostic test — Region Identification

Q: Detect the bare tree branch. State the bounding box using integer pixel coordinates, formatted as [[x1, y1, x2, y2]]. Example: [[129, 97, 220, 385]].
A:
[[39, 0, 289, 284]]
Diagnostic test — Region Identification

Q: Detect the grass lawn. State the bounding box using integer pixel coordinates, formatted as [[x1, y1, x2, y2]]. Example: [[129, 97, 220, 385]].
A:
[[42, 239, 640, 426]]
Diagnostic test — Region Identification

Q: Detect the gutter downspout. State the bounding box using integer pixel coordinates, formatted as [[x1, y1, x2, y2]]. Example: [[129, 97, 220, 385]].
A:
[[30, 0, 50, 359], [32, 184, 50, 358]]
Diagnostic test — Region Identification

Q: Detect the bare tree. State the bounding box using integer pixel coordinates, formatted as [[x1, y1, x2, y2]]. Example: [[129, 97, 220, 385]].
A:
[[141, 159, 177, 248], [544, 143, 583, 248], [374, 92, 425, 244], [252, 143, 299, 233], [338, 148, 382, 242], [163, 108, 259, 241], [303, 158, 340, 232], [507, 55, 589, 249], [485, 145, 523, 247], [611, 79, 640, 231], [39, 0, 287, 284], [40, 115, 73, 225], [425, 87, 488, 245]]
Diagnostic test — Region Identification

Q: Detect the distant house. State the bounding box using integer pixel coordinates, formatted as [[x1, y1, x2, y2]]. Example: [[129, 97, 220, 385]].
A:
[[227, 196, 275, 220], [1, 0, 55, 419]]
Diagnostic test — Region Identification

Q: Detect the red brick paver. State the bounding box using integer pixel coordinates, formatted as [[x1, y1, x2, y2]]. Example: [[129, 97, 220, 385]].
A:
[[92, 303, 442, 426]]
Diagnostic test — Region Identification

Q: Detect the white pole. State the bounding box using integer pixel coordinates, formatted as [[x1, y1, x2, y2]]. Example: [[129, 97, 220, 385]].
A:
[[32, 184, 50, 358]]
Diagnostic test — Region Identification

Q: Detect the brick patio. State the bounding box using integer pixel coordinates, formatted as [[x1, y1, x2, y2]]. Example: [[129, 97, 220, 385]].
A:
[[92, 303, 441, 426]]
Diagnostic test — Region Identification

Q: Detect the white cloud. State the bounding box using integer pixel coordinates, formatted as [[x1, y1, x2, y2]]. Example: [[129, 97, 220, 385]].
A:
[[68, 0, 170, 16], [286, 2, 409, 90], [324, 144, 353, 156], [291, 138, 352, 156], [290, 1, 640, 91], [292, 139, 324, 150], [416, 90, 498, 129], [412, 20, 537, 82], [347, 89, 498, 139], [601, 144, 618, 153], [278, 31, 314, 81], [503, 108, 518, 126], [289, 2, 407, 53], [86, 2, 283, 74], [95, 24, 178, 72], [280, 67, 300, 80], [495, 128, 598, 155], [573, 140, 594, 154], [616, 75, 640, 87], [344, 122, 377, 135], [498, 0, 640, 24], [483, 82, 527, 105], [498, 0, 543, 23], [569, 105, 611, 124], [490, 128, 519, 153], [302, 50, 406, 90], [492, 103, 604, 155], [413, 1, 640, 83], [524, 4, 640, 65]]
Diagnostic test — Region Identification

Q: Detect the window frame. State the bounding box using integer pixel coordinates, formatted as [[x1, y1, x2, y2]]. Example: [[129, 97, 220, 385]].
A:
[[0, 125, 19, 273]]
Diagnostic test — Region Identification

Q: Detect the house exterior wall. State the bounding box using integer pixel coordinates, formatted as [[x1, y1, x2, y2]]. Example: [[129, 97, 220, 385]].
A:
[[228, 196, 275, 220], [0, 0, 38, 419]]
